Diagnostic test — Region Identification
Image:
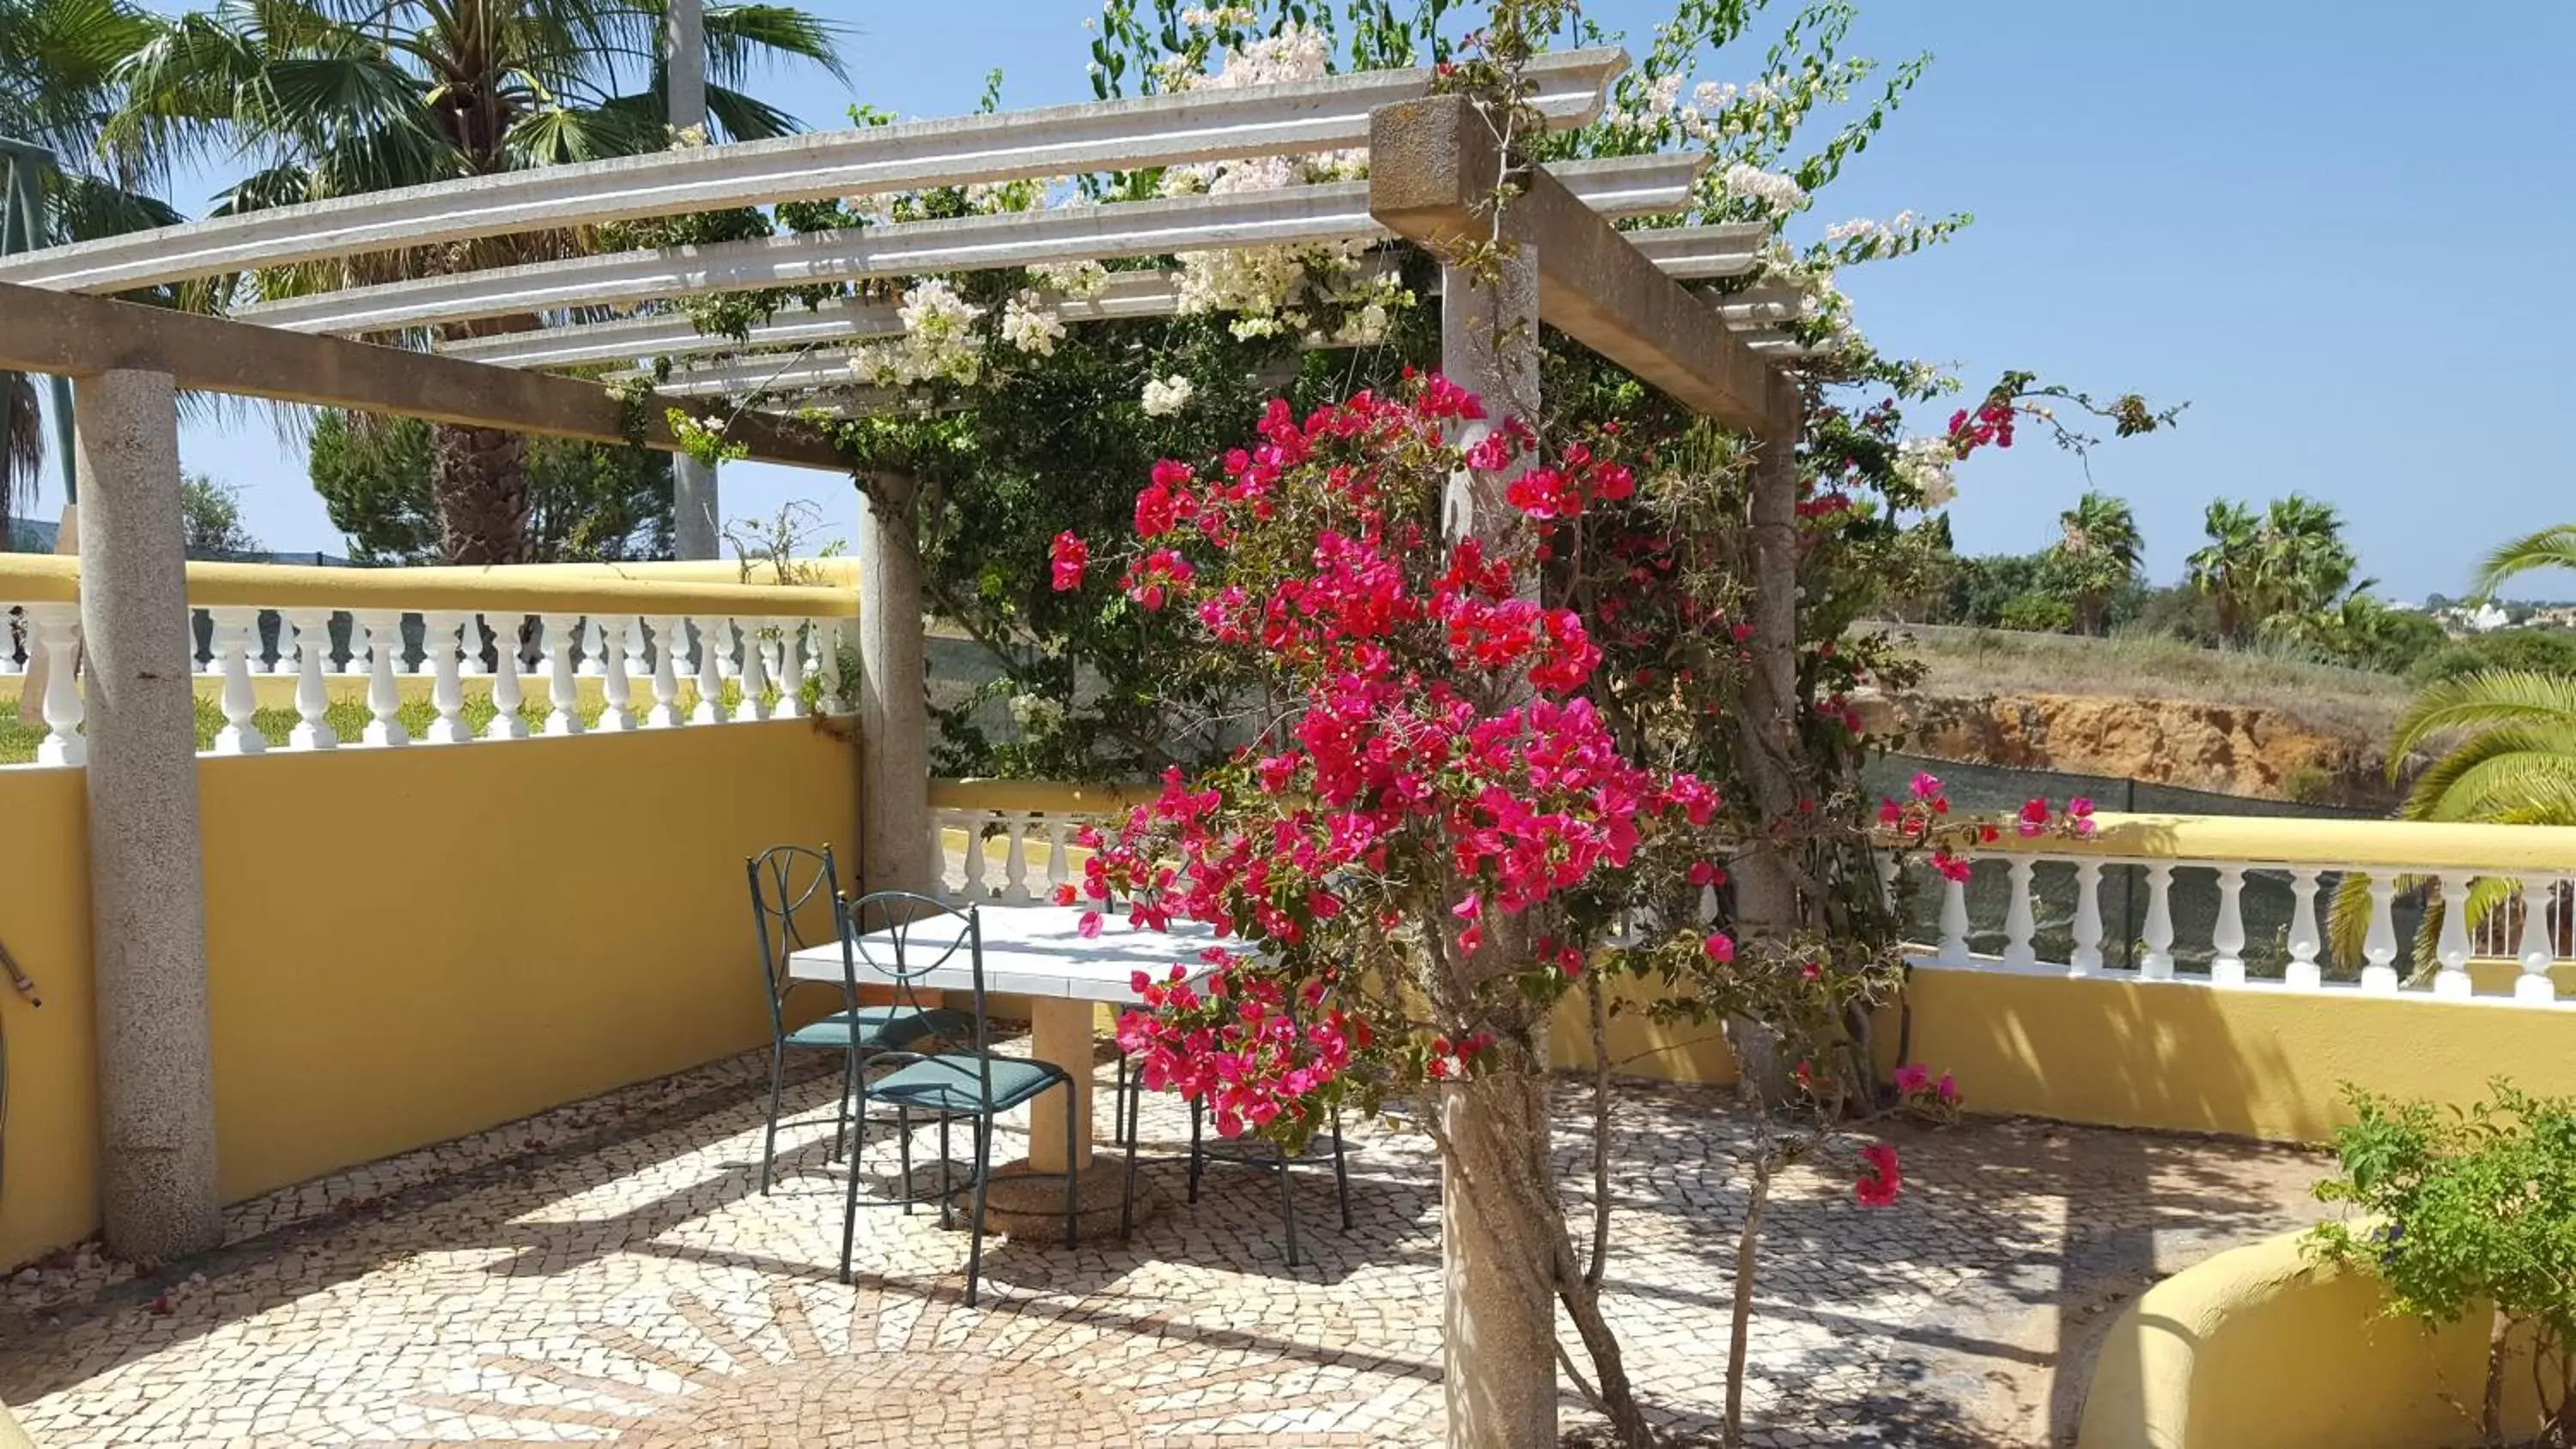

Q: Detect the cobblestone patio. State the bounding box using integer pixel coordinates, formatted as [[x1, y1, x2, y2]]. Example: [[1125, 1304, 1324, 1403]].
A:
[[0, 1050, 2330, 1447]]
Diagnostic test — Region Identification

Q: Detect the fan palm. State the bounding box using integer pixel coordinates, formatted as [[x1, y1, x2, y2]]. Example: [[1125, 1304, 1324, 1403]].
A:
[[104, 0, 846, 561], [2, 0, 184, 527], [2328, 670, 2576, 973]]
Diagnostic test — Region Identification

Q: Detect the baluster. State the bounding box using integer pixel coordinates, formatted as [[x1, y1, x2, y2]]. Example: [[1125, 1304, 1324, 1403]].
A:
[[207, 607, 266, 755], [690, 616, 726, 724], [642, 615, 683, 728], [2069, 860, 2104, 975], [732, 620, 770, 723], [933, 811, 955, 903], [2519, 876, 2561, 1003], [539, 613, 583, 737], [595, 617, 635, 732], [2285, 868, 2323, 990], [29, 605, 82, 766], [622, 615, 649, 696], [2002, 857, 2038, 966], [577, 616, 605, 676], [419, 611, 471, 743], [355, 610, 409, 747], [1046, 819, 1072, 900], [483, 615, 529, 741], [1000, 813, 1033, 904], [959, 811, 991, 901], [283, 609, 337, 750], [1936, 866, 1970, 963], [2139, 863, 2176, 979], [2433, 874, 2474, 998], [2210, 864, 2247, 986], [774, 625, 806, 719], [813, 620, 844, 711], [2360, 872, 2400, 993], [459, 612, 488, 676]]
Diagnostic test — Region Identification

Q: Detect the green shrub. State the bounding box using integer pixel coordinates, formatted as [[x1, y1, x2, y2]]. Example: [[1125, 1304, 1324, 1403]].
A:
[[2409, 629, 2576, 687], [2309, 1081, 2576, 1446], [1994, 592, 2075, 634]]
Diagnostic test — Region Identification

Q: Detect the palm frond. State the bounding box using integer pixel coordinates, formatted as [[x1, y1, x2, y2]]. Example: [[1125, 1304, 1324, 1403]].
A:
[[2389, 670, 2576, 764], [701, 2, 848, 87], [2468, 523, 2576, 603]]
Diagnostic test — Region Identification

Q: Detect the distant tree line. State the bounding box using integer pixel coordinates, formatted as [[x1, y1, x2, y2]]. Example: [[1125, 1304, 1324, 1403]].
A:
[[1880, 491, 2576, 682]]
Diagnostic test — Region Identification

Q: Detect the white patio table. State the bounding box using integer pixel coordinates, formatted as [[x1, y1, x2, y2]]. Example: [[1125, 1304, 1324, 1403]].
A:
[[785, 904, 1234, 1224]]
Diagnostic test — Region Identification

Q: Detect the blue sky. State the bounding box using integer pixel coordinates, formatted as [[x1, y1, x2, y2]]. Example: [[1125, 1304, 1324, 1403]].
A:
[[58, 0, 2576, 598]]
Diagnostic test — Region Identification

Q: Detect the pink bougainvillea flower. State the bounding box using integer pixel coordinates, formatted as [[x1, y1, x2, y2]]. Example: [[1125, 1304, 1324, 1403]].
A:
[[1048, 531, 1089, 591], [1450, 893, 1482, 923], [1078, 911, 1103, 940], [1051, 882, 1078, 906], [1893, 1063, 1931, 1094], [1936, 1071, 1959, 1103], [1909, 771, 1943, 801], [1687, 860, 1721, 887], [1855, 1142, 1903, 1207], [1704, 931, 1736, 963], [2016, 797, 2050, 839]]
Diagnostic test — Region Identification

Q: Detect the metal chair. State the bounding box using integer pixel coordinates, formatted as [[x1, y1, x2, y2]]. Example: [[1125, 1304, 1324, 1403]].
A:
[[1115, 1016, 1352, 1267], [744, 846, 953, 1195], [837, 891, 1081, 1307]]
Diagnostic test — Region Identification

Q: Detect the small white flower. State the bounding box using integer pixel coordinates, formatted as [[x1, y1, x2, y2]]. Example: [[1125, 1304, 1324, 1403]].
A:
[[1722, 161, 1808, 212], [1140, 373, 1195, 416], [1029, 258, 1111, 300], [1893, 437, 1956, 509], [999, 290, 1066, 356]]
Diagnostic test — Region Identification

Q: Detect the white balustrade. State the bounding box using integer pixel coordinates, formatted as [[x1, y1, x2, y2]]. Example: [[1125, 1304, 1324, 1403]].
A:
[[929, 794, 1129, 907], [1904, 843, 2572, 1011], [0, 570, 852, 769]]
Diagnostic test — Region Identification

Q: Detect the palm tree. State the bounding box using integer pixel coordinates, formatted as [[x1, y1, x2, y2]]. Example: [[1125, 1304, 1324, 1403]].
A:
[[105, 0, 845, 562], [2040, 490, 2142, 635], [2185, 500, 2262, 642], [2, 0, 183, 525], [2469, 523, 2576, 603]]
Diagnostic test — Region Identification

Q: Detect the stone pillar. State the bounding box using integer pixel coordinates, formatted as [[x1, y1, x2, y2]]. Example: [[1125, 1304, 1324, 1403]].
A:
[[76, 369, 224, 1262], [1725, 391, 1807, 1106], [856, 475, 933, 896], [671, 454, 720, 561], [663, 0, 708, 136], [1436, 251, 1559, 1449]]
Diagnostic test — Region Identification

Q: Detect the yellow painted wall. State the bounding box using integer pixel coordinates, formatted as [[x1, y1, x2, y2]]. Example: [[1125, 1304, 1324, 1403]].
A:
[[1905, 966, 2576, 1143], [0, 770, 101, 1269], [0, 719, 855, 1267], [1545, 977, 1741, 1086], [2078, 1229, 2539, 1449]]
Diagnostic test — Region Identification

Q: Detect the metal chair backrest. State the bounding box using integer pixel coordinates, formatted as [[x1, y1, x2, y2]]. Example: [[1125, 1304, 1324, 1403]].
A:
[[841, 890, 992, 1102], [746, 844, 845, 1039]]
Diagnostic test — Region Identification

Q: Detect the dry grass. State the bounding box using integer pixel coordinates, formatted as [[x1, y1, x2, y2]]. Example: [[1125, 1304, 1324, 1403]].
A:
[[1876, 623, 2415, 748]]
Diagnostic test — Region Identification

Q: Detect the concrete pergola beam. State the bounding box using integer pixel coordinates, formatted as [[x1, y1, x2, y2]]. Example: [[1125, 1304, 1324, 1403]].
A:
[[1367, 95, 1797, 433], [0, 281, 847, 470], [0, 51, 1629, 296]]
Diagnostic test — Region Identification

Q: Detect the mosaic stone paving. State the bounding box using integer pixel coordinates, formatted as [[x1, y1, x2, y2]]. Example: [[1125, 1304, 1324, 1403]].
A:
[[0, 1051, 2331, 1447]]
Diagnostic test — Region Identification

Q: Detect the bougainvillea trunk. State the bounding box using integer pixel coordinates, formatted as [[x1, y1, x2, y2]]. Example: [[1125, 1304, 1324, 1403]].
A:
[[1725, 404, 1806, 1106]]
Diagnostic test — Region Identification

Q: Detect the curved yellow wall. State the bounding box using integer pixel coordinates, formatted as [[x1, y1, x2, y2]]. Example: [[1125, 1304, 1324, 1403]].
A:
[[2078, 1229, 2538, 1449]]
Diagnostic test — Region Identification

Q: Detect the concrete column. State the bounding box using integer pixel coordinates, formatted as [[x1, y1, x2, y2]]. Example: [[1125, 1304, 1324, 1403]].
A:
[[1436, 250, 1558, 1449], [76, 369, 224, 1263], [671, 454, 720, 561], [663, 0, 708, 134], [856, 475, 933, 895]]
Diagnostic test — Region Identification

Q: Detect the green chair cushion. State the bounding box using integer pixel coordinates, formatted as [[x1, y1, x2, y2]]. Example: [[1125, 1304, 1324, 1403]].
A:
[[784, 1005, 964, 1052], [864, 1055, 1067, 1115]]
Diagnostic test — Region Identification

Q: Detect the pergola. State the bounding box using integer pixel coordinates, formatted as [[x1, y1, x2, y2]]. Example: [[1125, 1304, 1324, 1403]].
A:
[[0, 52, 1810, 1441]]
